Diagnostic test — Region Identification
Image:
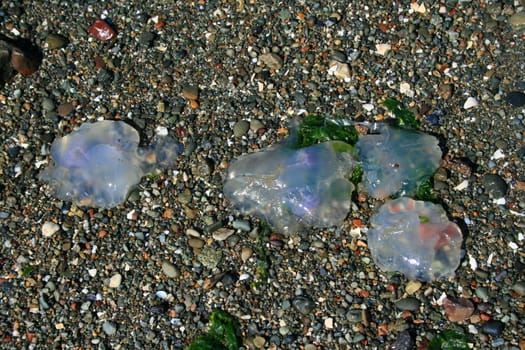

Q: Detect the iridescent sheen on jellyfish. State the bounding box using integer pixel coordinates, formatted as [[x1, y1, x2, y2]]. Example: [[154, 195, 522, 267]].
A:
[[223, 141, 356, 233], [39, 120, 180, 208]]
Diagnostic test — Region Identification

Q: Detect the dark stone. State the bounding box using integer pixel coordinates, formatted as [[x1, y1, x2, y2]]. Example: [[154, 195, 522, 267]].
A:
[[480, 173, 507, 198], [507, 91, 525, 107], [395, 297, 420, 311], [391, 330, 415, 350], [481, 320, 505, 336]]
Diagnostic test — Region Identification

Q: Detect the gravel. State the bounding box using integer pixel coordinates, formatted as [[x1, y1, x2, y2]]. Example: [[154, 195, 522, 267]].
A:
[[0, 1, 524, 349]]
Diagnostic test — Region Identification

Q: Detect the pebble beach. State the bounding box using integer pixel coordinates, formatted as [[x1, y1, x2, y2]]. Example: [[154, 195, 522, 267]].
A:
[[0, 1, 524, 349]]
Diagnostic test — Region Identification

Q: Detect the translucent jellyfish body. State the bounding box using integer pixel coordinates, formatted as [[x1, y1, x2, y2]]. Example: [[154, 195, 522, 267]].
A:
[[356, 125, 441, 199], [223, 141, 356, 233], [40, 120, 179, 208], [368, 197, 462, 281]]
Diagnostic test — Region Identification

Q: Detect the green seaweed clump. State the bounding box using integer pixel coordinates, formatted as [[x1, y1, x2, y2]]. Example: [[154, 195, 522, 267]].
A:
[[187, 310, 241, 350], [428, 330, 469, 350], [383, 98, 420, 129], [414, 178, 438, 202], [295, 115, 359, 148]]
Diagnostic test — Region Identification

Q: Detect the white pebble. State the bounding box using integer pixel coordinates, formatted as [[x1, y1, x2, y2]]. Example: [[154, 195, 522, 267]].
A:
[[375, 43, 391, 56], [108, 273, 122, 288], [463, 96, 479, 109], [88, 268, 97, 277], [42, 221, 60, 237]]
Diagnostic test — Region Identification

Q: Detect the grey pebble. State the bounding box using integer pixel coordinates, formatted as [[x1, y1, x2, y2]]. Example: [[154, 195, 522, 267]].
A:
[[506, 91, 525, 107], [481, 174, 507, 198], [197, 247, 222, 269], [511, 281, 525, 296], [233, 120, 250, 137], [232, 220, 251, 231], [103, 321, 117, 336], [292, 296, 315, 314], [250, 119, 264, 132], [395, 297, 420, 311], [42, 98, 55, 111], [161, 261, 180, 278]]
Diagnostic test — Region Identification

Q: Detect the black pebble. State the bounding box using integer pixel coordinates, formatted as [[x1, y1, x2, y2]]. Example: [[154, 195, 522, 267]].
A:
[[506, 91, 525, 107], [481, 320, 505, 336]]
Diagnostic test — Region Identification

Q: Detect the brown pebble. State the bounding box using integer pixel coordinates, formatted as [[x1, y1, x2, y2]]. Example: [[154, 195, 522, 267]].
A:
[[189, 99, 199, 109], [182, 85, 199, 100], [57, 103, 74, 117], [437, 83, 453, 100], [443, 297, 474, 322]]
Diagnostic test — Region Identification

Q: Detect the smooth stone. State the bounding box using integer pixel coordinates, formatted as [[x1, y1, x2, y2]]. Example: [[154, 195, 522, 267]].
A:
[[405, 280, 422, 295], [161, 261, 179, 278], [41, 221, 60, 237], [57, 103, 74, 116], [509, 12, 525, 31], [212, 227, 234, 241], [390, 330, 414, 350], [480, 174, 507, 198], [42, 98, 55, 111], [102, 321, 117, 335], [481, 320, 505, 336], [108, 273, 122, 288], [241, 247, 253, 262], [187, 238, 204, 249], [292, 296, 315, 314], [395, 297, 420, 311], [443, 297, 475, 322], [511, 281, 525, 296], [250, 119, 264, 132], [506, 91, 525, 107], [253, 335, 266, 348], [475, 286, 489, 301], [233, 120, 250, 137], [232, 220, 251, 231], [44, 33, 68, 49]]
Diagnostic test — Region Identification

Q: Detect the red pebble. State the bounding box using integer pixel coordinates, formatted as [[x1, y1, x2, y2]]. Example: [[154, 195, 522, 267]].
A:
[[88, 19, 116, 41]]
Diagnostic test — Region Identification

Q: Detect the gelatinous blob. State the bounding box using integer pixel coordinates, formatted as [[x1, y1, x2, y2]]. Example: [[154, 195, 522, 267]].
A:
[[356, 124, 441, 199], [40, 120, 180, 208], [224, 141, 355, 233], [368, 197, 462, 281]]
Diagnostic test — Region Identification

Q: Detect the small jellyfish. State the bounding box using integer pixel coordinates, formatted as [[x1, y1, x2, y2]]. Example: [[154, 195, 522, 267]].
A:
[[39, 120, 180, 208], [223, 141, 356, 233], [356, 124, 442, 199], [367, 197, 463, 282]]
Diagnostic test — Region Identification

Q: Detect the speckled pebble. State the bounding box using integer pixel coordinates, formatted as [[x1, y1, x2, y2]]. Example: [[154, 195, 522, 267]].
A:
[[481, 173, 507, 198], [41, 221, 60, 237], [161, 261, 179, 278], [233, 120, 250, 137], [108, 273, 122, 288], [102, 321, 117, 336]]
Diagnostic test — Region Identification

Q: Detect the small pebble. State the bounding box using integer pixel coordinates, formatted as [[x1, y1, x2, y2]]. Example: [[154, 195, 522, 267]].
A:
[[405, 280, 422, 295], [89, 19, 116, 41], [188, 238, 204, 249], [182, 85, 199, 100], [506, 91, 525, 107], [102, 321, 117, 336], [258, 53, 283, 70], [42, 221, 60, 237], [232, 220, 251, 231], [442, 297, 475, 322], [161, 261, 179, 278], [212, 227, 234, 241], [292, 296, 315, 314], [44, 33, 68, 49], [241, 247, 253, 262], [233, 120, 250, 137], [509, 12, 525, 32], [395, 297, 420, 311], [481, 320, 505, 336], [108, 273, 122, 288], [464, 96, 479, 109], [253, 335, 266, 348], [511, 281, 525, 296], [480, 174, 507, 198], [57, 103, 74, 117]]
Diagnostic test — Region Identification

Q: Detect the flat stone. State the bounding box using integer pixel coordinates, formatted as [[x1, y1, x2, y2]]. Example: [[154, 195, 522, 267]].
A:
[[187, 238, 204, 249], [463, 96, 479, 109], [161, 261, 179, 278], [328, 60, 351, 80], [511, 281, 525, 296], [108, 273, 122, 288], [42, 221, 60, 237], [405, 280, 422, 295], [241, 247, 253, 262], [88, 19, 116, 41], [395, 297, 420, 311], [197, 247, 222, 269], [443, 297, 475, 322], [212, 227, 234, 241], [437, 83, 453, 99], [57, 103, 74, 116]]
